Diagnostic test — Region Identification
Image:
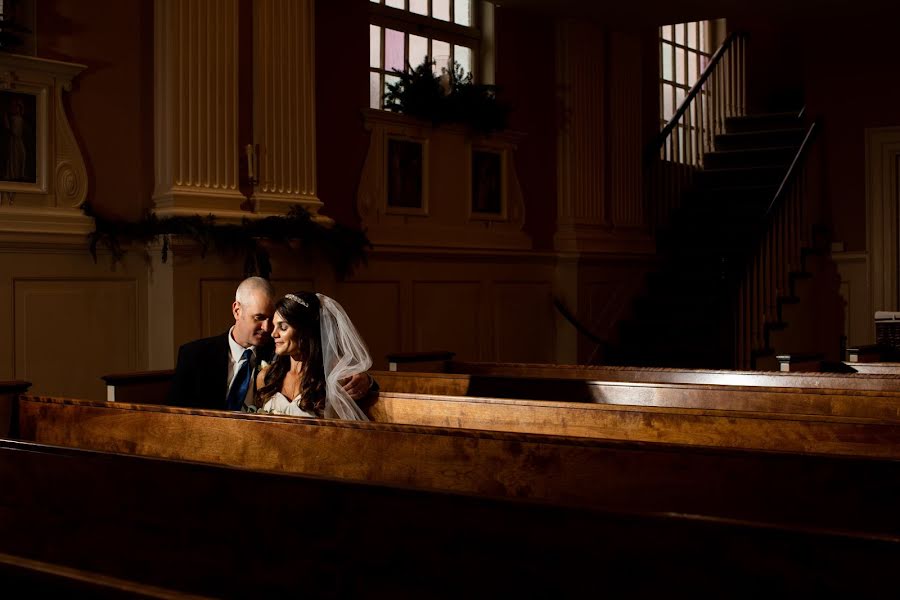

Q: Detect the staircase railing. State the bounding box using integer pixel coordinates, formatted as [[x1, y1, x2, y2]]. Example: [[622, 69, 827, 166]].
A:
[[647, 31, 748, 226], [736, 118, 823, 369]]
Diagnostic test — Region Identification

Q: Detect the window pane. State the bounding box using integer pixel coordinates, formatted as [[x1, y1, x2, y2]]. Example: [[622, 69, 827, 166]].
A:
[[661, 42, 673, 81], [410, 0, 427, 16], [675, 86, 686, 109], [370, 0, 380, 3], [385, 73, 401, 102], [662, 84, 674, 121], [687, 22, 697, 48], [661, 25, 672, 41], [688, 51, 698, 86], [454, 45, 472, 76], [370, 25, 381, 69], [386, 0, 404, 9], [409, 34, 428, 69], [699, 22, 708, 52], [370, 72, 381, 109], [432, 39, 450, 74], [454, 0, 471, 26], [385, 28, 405, 72], [675, 47, 685, 84], [675, 23, 684, 45], [433, 0, 450, 21]]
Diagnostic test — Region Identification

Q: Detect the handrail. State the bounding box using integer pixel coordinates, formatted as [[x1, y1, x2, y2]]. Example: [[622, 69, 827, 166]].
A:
[[764, 118, 820, 218], [650, 31, 740, 159]]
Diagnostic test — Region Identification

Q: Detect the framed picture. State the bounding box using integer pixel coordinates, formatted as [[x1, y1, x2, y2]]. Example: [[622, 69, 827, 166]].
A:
[[0, 90, 38, 185], [470, 149, 504, 218], [386, 136, 427, 215]]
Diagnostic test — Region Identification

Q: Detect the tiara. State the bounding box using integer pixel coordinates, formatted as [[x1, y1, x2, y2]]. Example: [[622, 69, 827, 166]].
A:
[[285, 293, 308, 308]]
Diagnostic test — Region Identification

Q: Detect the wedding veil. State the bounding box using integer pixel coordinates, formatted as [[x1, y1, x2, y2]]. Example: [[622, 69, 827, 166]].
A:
[[317, 293, 372, 420]]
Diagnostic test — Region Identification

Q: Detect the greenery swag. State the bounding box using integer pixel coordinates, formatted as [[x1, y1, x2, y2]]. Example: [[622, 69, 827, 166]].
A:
[[384, 57, 510, 134], [83, 203, 371, 280]]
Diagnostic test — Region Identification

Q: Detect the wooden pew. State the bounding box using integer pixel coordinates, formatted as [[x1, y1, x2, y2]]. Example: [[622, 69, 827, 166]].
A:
[[442, 360, 900, 391], [372, 370, 900, 421], [0, 380, 30, 437], [4, 438, 899, 597], [0, 551, 211, 599], [13, 395, 900, 541], [101, 370, 173, 404]]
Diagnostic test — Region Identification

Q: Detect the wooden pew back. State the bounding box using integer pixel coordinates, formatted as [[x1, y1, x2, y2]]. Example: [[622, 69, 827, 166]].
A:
[[5, 438, 899, 597], [372, 370, 900, 421], [13, 395, 900, 543], [445, 361, 900, 391]]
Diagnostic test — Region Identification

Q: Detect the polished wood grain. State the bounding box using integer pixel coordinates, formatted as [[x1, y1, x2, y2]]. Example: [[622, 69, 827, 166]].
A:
[[4, 439, 898, 597], [372, 370, 900, 420], [13, 395, 900, 542]]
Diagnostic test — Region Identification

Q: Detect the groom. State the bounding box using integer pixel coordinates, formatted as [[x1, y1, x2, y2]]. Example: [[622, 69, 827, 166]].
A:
[[168, 276, 373, 410]]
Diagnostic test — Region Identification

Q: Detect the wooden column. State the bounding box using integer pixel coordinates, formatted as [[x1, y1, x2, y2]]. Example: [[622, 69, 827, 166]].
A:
[[153, 0, 245, 217], [252, 0, 323, 217]]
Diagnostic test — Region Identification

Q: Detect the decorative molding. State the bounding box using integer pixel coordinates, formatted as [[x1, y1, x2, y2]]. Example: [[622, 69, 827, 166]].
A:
[[358, 109, 530, 250], [153, 0, 246, 217], [252, 0, 321, 215], [865, 126, 900, 315], [0, 53, 91, 235]]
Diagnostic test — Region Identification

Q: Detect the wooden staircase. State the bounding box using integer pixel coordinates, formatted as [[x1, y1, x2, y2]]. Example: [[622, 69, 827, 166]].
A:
[[608, 111, 837, 369]]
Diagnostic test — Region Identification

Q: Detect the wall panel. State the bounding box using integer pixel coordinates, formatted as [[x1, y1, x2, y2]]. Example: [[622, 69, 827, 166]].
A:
[[14, 278, 140, 400]]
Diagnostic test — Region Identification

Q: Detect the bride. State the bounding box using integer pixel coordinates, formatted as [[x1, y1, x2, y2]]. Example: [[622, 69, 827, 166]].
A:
[[253, 291, 371, 420]]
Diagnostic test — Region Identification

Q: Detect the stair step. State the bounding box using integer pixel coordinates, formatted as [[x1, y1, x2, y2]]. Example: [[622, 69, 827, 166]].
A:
[[694, 165, 786, 187], [714, 128, 806, 151], [724, 112, 803, 134], [703, 146, 798, 170]]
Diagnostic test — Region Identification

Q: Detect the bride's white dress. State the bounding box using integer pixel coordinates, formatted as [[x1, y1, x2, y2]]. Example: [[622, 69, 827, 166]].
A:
[[262, 391, 317, 418]]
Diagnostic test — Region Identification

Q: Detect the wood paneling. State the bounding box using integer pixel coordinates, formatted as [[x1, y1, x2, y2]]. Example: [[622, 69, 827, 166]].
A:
[[334, 281, 401, 370], [413, 281, 481, 360], [492, 281, 554, 362], [14, 279, 140, 400]]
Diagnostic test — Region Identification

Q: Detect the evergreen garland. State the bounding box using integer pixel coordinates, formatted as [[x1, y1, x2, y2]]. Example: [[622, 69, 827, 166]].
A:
[[83, 203, 371, 280], [384, 57, 510, 134]]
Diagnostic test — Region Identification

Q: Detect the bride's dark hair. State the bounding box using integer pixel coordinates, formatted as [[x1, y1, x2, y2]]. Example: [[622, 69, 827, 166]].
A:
[[255, 291, 327, 415]]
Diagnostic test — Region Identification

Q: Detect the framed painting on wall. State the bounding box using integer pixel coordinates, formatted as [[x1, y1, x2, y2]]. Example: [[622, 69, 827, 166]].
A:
[[471, 148, 504, 218], [0, 90, 38, 185], [386, 136, 427, 215]]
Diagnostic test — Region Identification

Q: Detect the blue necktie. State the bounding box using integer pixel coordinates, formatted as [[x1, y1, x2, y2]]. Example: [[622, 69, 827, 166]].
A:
[[226, 348, 253, 410]]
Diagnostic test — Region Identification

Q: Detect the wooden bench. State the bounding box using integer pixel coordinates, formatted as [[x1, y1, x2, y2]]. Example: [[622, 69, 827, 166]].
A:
[[0, 380, 30, 438], [5, 438, 899, 596], [441, 360, 900, 391], [11, 395, 900, 536], [372, 370, 900, 421]]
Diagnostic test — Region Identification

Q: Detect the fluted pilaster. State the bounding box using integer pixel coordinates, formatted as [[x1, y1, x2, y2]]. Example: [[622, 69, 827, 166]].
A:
[[252, 0, 321, 216], [609, 31, 644, 227], [555, 19, 606, 230], [154, 0, 245, 216]]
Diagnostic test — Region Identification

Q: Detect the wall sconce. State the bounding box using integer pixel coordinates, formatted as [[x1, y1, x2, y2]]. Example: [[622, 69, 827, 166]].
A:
[[245, 143, 259, 187]]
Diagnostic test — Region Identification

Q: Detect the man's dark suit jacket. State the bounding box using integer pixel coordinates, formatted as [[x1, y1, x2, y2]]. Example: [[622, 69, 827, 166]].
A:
[[168, 332, 274, 410]]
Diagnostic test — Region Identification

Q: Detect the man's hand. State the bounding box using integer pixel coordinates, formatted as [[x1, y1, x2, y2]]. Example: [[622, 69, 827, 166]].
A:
[[341, 372, 372, 401]]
